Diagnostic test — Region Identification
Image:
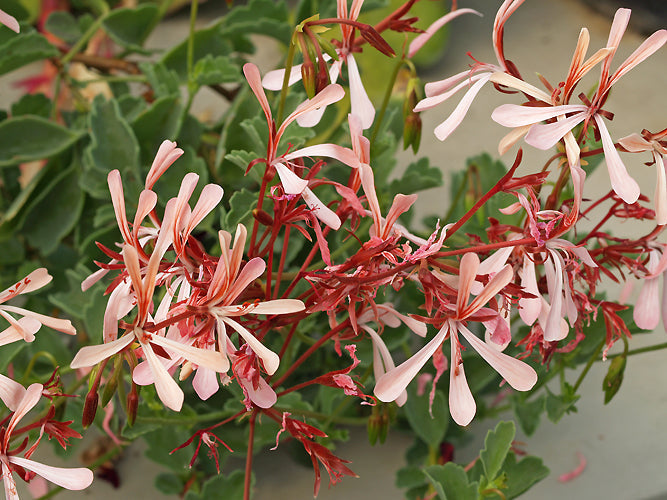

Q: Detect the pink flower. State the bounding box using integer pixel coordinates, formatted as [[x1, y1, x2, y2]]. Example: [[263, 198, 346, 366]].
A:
[[0, 384, 93, 499], [0, 268, 76, 347], [375, 253, 537, 426], [262, 0, 375, 129]]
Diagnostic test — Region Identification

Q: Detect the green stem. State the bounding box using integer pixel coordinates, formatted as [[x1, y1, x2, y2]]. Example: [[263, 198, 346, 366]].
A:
[[573, 338, 605, 393], [370, 56, 405, 145], [186, 0, 199, 87], [277, 34, 298, 125], [61, 9, 109, 66], [604, 341, 667, 360]]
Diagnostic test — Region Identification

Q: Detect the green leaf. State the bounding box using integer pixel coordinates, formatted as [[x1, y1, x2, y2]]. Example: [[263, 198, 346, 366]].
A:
[[603, 354, 626, 404], [44, 11, 81, 44], [82, 95, 141, 198], [502, 453, 549, 499], [193, 54, 242, 86], [513, 393, 545, 437], [224, 188, 257, 228], [184, 470, 248, 500], [0, 116, 82, 167], [155, 473, 183, 496], [404, 385, 449, 446], [11, 93, 51, 118], [102, 4, 158, 52], [480, 421, 515, 484], [423, 463, 478, 500], [220, 0, 291, 45], [545, 383, 579, 423], [396, 466, 428, 490], [138, 61, 180, 99], [0, 31, 58, 76], [20, 162, 84, 255], [132, 96, 183, 162], [161, 22, 232, 81], [389, 157, 443, 196]]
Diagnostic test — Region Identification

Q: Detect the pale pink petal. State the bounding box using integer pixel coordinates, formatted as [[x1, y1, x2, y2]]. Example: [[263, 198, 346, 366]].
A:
[[0, 305, 75, 335], [374, 324, 448, 403], [193, 367, 220, 400], [274, 162, 309, 195], [295, 62, 340, 127], [346, 54, 374, 129], [0, 374, 26, 411], [478, 244, 515, 275], [424, 69, 476, 98], [185, 183, 224, 235], [493, 104, 585, 129], [149, 335, 229, 373], [10, 457, 93, 491], [634, 251, 661, 330], [262, 64, 303, 91], [0, 268, 52, 300], [0, 314, 40, 346], [364, 326, 407, 407], [243, 63, 273, 125], [661, 272, 667, 334], [145, 140, 184, 189], [279, 84, 345, 138], [607, 30, 667, 89], [434, 74, 492, 141], [284, 144, 361, 169], [463, 264, 513, 319], [519, 256, 541, 325], [107, 170, 132, 244], [458, 324, 537, 391], [457, 252, 480, 313], [222, 257, 266, 305], [498, 125, 532, 155], [594, 115, 640, 204], [239, 375, 277, 408], [348, 113, 370, 163], [223, 318, 280, 375], [103, 279, 133, 342], [5, 384, 42, 448], [408, 9, 482, 58], [81, 267, 111, 292], [70, 333, 134, 369], [2, 462, 19, 500], [488, 72, 551, 102], [243, 299, 305, 315], [301, 187, 341, 230], [618, 133, 652, 152], [0, 9, 19, 33], [524, 111, 587, 150], [139, 341, 184, 411], [358, 164, 382, 230], [383, 194, 418, 238], [133, 190, 158, 239], [600, 8, 631, 82], [449, 329, 476, 426], [543, 252, 567, 342], [654, 153, 667, 225]]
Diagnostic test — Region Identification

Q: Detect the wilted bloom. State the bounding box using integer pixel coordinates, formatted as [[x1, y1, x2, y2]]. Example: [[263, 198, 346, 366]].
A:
[[0, 384, 93, 498]]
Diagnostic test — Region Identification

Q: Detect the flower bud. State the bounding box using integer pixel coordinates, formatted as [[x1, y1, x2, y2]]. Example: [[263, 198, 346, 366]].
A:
[[301, 59, 317, 99], [253, 208, 274, 226], [82, 388, 99, 429], [127, 384, 139, 427]]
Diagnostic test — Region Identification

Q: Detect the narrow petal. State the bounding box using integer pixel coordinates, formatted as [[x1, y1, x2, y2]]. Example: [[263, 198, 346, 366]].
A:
[[524, 111, 587, 150], [140, 341, 184, 411], [634, 252, 661, 330], [543, 252, 567, 342], [274, 162, 309, 195], [519, 256, 541, 325], [262, 64, 303, 90], [301, 187, 342, 230], [346, 55, 375, 129], [0, 268, 52, 300], [434, 74, 492, 141], [374, 325, 448, 403], [493, 103, 585, 128], [70, 333, 134, 369], [607, 30, 667, 89], [488, 72, 551, 102], [458, 324, 537, 391], [145, 140, 184, 189], [284, 144, 361, 169], [0, 314, 40, 346], [365, 326, 407, 407], [594, 115, 640, 204], [243, 63, 273, 125], [408, 9, 481, 58], [449, 329, 476, 426], [0, 305, 75, 335], [239, 375, 277, 408], [242, 299, 305, 315], [10, 457, 93, 491], [654, 153, 667, 225], [107, 170, 132, 244], [457, 253, 480, 314], [185, 183, 224, 235], [463, 264, 513, 319], [0, 8, 20, 32], [193, 367, 220, 400], [279, 84, 345, 138], [222, 257, 266, 305], [383, 194, 418, 238], [149, 334, 229, 373], [223, 318, 280, 375], [0, 374, 26, 411], [2, 462, 18, 500], [618, 133, 651, 152], [5, 384, 42, 448]]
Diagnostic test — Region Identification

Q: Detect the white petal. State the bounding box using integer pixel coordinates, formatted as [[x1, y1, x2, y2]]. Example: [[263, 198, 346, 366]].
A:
[[10, 457, 93, 491]]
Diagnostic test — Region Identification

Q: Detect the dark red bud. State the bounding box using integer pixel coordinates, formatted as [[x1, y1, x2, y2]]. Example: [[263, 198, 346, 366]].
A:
[[301, 60, 317, 99], [126, 385, 139, 427], [253, 209, 274, 226], [82, 389, 99, 429], [359, 25, 395, 57]]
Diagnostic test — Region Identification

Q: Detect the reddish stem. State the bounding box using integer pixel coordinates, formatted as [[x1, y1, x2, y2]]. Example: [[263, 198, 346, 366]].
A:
[[243, 411, 257, 500]]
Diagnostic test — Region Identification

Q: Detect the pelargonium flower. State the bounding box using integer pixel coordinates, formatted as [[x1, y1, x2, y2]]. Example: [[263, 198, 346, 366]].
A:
[[0, 384, 93, 499], [375, 252, 537, 425], [0, 268, 76, 347]]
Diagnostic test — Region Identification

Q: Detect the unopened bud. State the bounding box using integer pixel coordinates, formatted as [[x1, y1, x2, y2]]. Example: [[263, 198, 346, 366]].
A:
[[301, 60, 317, 99], [253, 208, 274, 226], [315, 65, 330, 94], [403, 112, 422, 154], [82, 388, 99, 429], [603, 354, 626, 404], [127, 385, 139, 427], [359, 25, 395, 57]]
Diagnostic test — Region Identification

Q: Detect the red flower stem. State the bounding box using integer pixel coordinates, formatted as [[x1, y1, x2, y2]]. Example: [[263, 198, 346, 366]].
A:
[[435, 237, 536, 259], [271, 320, 349, 389], [145, 310, 193, 333], [243, 411, 257, 500], [443, 149, 522, 242], [264, 230, 279, 302], [581, 191, 613, 216], [274, 225, 291, 299], [281, 232, 323, 298]]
